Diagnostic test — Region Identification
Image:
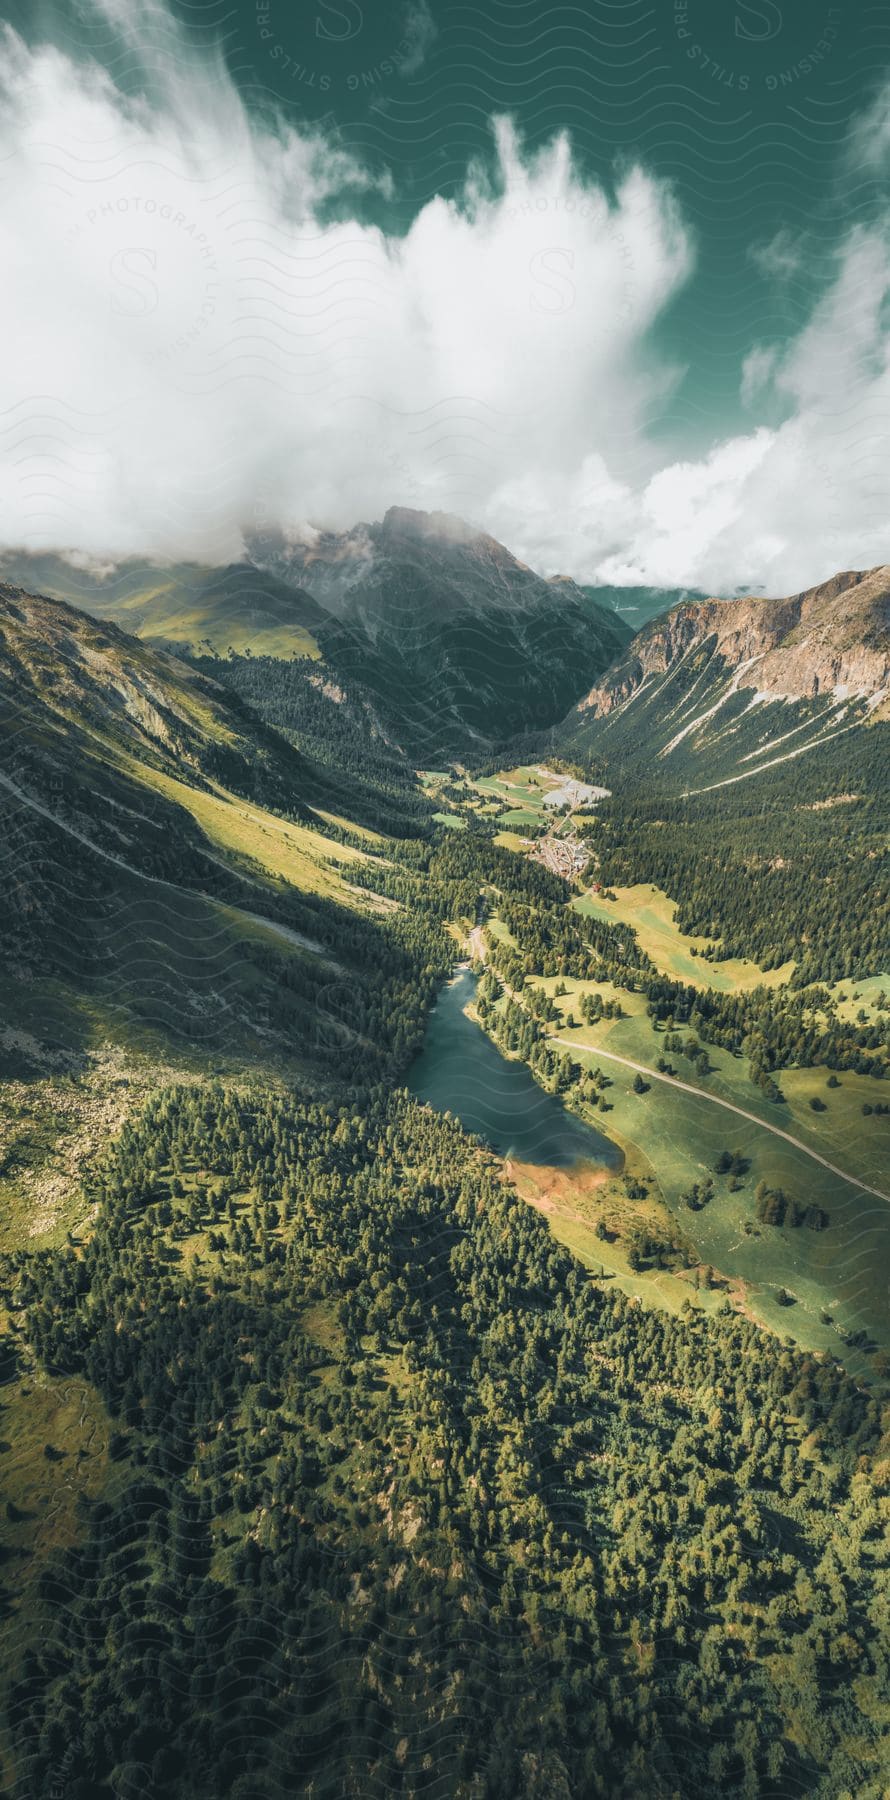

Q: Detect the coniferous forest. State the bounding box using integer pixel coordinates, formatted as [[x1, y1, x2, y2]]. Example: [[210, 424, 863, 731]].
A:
[[4, 1086, 888, 1800]]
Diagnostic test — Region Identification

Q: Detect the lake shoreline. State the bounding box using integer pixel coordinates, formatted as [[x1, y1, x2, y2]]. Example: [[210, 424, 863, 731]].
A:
[[407, 965, 622, 1173]]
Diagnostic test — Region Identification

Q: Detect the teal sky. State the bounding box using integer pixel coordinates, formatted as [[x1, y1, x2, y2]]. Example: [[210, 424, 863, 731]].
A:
[[2, 0, 889, 588], [7, 0, 888, 451], [144, 0, 890, 445]]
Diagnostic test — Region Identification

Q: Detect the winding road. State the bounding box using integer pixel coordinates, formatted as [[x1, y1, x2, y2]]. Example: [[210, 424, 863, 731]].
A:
[[552, 1034, 890, 1204]]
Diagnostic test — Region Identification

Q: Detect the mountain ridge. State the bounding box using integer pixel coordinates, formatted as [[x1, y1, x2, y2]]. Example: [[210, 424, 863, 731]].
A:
[[577, 563, 890, 721], [0, 512, 633, 759]]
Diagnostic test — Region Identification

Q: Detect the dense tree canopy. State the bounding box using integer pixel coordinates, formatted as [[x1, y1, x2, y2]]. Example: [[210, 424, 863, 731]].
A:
[[3, 1086, 888, 1799]]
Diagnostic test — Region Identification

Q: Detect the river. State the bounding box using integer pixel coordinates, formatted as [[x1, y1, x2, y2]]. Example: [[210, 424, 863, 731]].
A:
[[407, 968, 622, 1170]]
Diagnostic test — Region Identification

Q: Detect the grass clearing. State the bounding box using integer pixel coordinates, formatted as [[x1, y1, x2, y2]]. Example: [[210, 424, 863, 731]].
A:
[[131, 763, 372, 900], [535, 973, 890, 1194], [0, 1369, 117, 1790], [108, 584, 322, 661], [573, 884, 794, 992], [472, 764, 568, 828], [824, 973, 890, 1023], [479, 953, 889, 1365], [538, 1023, 890, 1370], [508, 1156, 728, 1321], [310, 809, 387, 846]]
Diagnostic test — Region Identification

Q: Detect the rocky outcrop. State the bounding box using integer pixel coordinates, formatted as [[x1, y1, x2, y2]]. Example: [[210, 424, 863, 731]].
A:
[[578, 565, 890, 718], [253, 506, 597, 622]]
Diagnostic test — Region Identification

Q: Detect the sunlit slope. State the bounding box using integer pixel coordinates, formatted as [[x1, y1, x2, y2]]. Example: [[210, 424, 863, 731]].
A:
[[0, 583, 412, 1076], [0, 554, 324, 659], [558, 563, 890, 785]]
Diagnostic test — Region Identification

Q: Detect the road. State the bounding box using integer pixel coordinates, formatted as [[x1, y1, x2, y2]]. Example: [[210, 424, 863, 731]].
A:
[[552, 1034, 890, 1204], [468, 912, 888, 1201]]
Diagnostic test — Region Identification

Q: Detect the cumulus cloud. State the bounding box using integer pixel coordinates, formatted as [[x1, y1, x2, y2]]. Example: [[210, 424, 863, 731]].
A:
[[0, 5, 693, 566], [0, 0, 888, 594], [591, 226, 890, 594]]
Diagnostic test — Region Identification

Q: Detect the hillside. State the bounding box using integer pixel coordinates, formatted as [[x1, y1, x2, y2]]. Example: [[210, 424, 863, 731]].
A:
[[542, 570, 890, 985], [2, 515, 632, 761], [4, 1083, 887, 1800], [560, 564, 890, 787], [249, 506, 632, 757], [0, 582, 444, 1085], [0, 555, 327, 662], [1, 573, 889, 1800]]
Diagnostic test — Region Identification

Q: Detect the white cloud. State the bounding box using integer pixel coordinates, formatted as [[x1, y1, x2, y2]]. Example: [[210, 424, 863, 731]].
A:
[[740, 344, 780, 409], [847, 79, 890, 172], [399, 0, 437, 77], [749, 228, 805, 283], [592, 226, 890, 594], [0, 2, 888, 596], [0, 13, 691, 566]]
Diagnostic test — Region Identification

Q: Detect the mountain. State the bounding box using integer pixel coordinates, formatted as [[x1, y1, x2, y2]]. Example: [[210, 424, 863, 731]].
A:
[[256, 506, 603, 621], [243, 505, 633, 757], [551, 567, 889, 984], [1, 514, 633, 761], [558, 564, 890, 788], [0, 582, 440, 1073]]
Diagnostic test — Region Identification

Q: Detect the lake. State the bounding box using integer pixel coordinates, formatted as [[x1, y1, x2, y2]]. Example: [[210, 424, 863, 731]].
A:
[[407, 969, 622, 1169]]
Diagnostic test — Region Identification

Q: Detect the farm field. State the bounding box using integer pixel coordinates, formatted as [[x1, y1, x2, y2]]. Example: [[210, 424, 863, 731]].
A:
[[472, 763, 604, 829], [474, 765, 552, 813]]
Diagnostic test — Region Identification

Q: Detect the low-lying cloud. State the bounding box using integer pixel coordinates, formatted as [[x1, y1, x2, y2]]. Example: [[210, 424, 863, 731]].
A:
[[0, 2, 888, 595]]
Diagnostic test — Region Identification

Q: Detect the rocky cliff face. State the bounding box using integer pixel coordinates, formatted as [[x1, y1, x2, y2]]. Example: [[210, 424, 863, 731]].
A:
[[252, 505, 598, 622], [555, 564, 890, 790], [579, 566, 890, 719], [248, 506, 632, 756]]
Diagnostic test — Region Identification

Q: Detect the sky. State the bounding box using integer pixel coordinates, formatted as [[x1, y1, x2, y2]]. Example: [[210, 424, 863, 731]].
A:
[[0, 0, 889, 591]]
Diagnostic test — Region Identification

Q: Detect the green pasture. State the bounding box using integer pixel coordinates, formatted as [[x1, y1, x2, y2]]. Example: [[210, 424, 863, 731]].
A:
[[573, 884, 794, 992]]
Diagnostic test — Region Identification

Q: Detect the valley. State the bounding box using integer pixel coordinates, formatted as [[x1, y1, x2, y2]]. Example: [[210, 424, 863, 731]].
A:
[[4, 0, 890, 1784], [406, 793, 890, 1372], [0, 544, 887, 1799]]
